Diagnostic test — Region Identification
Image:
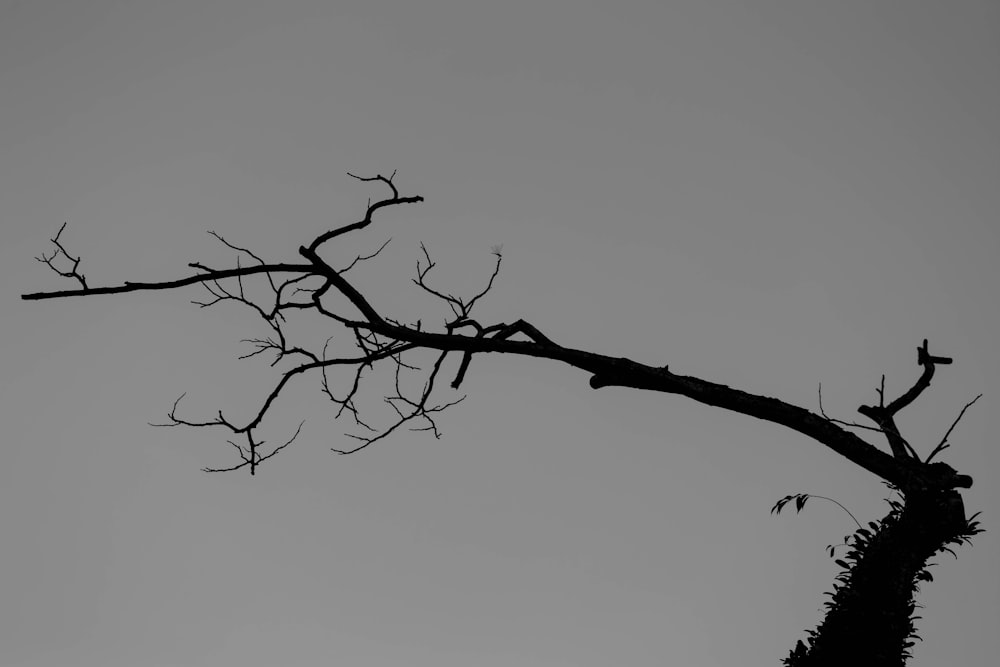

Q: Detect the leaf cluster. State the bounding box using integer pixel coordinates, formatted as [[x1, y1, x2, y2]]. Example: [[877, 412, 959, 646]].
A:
[[779, 483, 984, 665]]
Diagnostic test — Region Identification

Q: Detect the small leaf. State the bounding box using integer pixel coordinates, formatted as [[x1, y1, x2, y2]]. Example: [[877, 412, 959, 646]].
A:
[[834, 559, 849, 569], [771, 496, 792, 514]]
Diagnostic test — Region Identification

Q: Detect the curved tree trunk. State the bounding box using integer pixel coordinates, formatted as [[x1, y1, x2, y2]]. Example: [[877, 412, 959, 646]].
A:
[[785, 488, 974, 666]]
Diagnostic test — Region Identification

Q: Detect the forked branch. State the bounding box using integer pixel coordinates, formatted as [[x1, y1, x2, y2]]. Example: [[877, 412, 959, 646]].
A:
[[857, 339, 954, 460], [20, 175, 975, 492]]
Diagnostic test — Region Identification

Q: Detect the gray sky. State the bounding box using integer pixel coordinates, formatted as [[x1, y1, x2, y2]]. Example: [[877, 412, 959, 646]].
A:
[[2, 1, 997, 665]]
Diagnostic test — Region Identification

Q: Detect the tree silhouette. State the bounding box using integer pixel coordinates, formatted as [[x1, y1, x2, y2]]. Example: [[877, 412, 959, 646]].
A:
[[22, 173, 983, 664]]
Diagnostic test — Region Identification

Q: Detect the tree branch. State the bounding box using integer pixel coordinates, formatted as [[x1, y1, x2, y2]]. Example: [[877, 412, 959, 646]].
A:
[[858, 339, 952, 460], [34, 222, 88, 289], [926, 393, 982, 463], [21, 177, 975, 493], [306, 171, 423, 254], [22, 262, 315, 301]]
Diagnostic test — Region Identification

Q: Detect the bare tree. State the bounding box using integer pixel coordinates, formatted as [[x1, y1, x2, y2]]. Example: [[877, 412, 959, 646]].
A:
[[22, 173, 982, 665]]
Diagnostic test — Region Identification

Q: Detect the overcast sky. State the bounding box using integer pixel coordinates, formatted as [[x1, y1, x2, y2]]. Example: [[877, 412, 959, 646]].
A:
[[2, 1, 998, 665]]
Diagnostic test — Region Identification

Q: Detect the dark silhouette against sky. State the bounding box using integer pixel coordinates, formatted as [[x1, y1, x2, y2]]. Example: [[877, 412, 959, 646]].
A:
[[3, 2, 998, 665]]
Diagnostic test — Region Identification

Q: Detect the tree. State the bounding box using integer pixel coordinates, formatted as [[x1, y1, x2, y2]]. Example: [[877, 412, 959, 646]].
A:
[[22, 173, 983, 665]]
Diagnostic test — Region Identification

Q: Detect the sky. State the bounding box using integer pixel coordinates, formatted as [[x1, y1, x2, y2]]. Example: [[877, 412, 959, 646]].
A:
[[1, 1, 998, 665]]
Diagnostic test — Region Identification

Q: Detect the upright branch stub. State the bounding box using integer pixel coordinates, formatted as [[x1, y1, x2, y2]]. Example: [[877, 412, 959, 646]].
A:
[[858, 339, 951, 461]]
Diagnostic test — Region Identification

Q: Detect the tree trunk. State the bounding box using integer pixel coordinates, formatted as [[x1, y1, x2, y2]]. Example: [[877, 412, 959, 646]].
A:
[[785, 488, 971, 666]]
